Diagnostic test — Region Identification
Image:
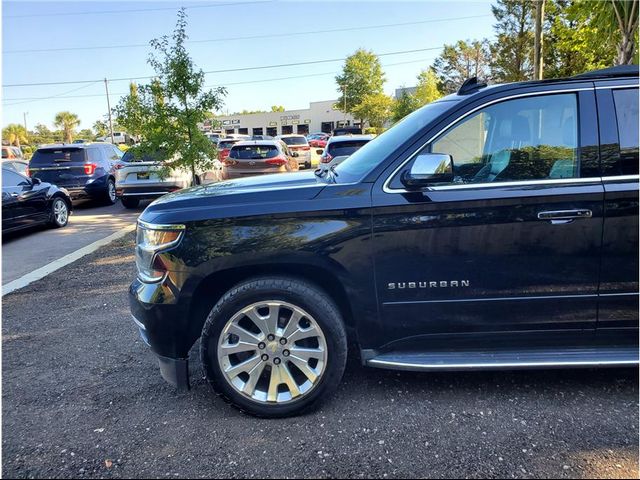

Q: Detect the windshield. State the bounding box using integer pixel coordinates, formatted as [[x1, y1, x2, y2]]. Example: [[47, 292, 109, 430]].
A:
[[281, 136, 308, 146], [334, 101, 455, 182]]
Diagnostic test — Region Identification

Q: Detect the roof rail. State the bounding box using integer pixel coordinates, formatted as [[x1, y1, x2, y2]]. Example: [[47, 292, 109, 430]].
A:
[[572, 65, 639, 79], [457, 76, 488, 95]]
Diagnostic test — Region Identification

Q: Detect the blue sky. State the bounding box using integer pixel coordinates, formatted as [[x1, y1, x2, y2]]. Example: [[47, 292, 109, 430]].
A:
[[2, 0, 495, 130]]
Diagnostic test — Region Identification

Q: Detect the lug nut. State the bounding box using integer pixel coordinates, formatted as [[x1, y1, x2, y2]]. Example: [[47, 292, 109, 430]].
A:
[[267, 334, 275, 341], [283, 350, 290, 357], [261, 354, 269, 361], [273, 358, 281, 365], [279, 338, 287, 345], [258, 342, 266, 350]]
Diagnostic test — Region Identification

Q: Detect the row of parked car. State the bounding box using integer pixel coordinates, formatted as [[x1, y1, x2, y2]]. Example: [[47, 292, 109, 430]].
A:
[[1, 126, 377, 233]]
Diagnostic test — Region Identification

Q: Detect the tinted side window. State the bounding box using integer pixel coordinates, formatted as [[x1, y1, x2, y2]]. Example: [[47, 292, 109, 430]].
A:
[[2, 170, 28, 187], [612, 88, 639, 175], [430, 93, 579, 183]]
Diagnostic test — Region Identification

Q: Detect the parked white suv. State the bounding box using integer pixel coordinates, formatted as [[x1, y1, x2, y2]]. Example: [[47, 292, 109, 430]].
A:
[[276, 134, 311, 169]]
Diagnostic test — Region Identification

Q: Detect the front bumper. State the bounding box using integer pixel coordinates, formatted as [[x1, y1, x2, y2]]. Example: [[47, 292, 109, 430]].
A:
[[129, 278, 192, 390]]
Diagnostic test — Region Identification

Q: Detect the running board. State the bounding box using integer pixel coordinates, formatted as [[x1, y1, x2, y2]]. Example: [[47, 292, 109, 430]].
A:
[[366, 347, 639, 371]]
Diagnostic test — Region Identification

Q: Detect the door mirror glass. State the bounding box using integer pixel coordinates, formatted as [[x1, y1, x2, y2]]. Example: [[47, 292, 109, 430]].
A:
[[316, 149, 324, 155], [291, 151, 299, 157], [31, 177, 42, 185], [401, 153, 454, 188]]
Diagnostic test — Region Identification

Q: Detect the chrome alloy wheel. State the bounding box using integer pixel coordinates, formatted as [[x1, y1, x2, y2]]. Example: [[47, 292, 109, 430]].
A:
[[108, 180, 116, 202], [53, 199, 68, 225], [217, 301, 328, 404]]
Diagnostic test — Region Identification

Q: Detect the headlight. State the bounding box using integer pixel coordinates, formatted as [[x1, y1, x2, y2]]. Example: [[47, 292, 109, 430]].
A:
[[135, 220, 185, 282]]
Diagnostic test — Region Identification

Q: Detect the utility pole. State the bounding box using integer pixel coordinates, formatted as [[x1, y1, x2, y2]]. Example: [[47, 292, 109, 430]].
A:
[[23, 112, 28, 132], [533, 0, 546, 80], [104, 78, 115, 144]]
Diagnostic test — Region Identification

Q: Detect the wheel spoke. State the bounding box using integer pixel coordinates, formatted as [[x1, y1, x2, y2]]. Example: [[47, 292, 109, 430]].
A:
[[244, 304, 278, 337], [280, 310, 303, 338], [227, 323, 263, 344], [242, 361, 266, 396], [288, 356, 319, 383], [286, 325, 318, 344], [220, 340, 258, 356], [224, 354, 262, 379], [267, 364, 283, 402], [289, 346, 324, 362], [281, 363, 301, 398]]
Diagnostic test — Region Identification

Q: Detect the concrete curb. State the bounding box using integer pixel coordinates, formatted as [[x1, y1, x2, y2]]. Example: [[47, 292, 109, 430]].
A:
[[2, 224, 136, 296]]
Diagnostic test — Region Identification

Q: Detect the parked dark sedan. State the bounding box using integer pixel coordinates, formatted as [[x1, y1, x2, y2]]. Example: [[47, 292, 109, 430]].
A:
[[29, 143, 123, 204], [2, 166, 72, 233]]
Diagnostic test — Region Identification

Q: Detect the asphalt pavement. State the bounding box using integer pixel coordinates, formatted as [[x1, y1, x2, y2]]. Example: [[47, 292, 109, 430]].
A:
[[2, 234, 638, 479]]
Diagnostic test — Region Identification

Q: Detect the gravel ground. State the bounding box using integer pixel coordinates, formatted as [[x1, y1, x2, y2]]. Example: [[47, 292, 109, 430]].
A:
[[2, 233, 638, 479]]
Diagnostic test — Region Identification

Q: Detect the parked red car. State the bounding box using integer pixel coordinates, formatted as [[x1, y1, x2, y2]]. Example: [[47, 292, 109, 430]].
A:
[[217, 138, 243, 164], [308, 133, 330, 148]]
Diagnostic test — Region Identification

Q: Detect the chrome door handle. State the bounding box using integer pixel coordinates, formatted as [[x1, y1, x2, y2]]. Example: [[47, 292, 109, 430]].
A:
[[9, 192, 18, 197], [537, 209, 592, 224]]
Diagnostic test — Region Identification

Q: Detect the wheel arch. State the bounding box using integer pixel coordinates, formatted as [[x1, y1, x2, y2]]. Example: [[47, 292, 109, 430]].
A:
[[184, 263, 357, 353]]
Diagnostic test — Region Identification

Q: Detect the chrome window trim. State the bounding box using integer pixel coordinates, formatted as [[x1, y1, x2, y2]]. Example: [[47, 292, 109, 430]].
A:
[[137, 219, 186, 231], [602, 174, 640, 182], [595, 84, 639, 90], [383, 87, 592, 194]]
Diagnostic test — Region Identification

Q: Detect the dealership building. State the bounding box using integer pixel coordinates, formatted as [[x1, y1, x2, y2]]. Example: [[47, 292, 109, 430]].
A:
[[211, 100, 358, 137]]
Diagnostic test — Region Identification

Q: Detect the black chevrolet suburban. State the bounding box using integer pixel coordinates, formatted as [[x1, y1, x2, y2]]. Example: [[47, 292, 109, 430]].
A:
[[130, 66, 639, 417]]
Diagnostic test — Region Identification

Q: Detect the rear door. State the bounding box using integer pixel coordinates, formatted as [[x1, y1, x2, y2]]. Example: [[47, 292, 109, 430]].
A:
[[29, 147, 87, 188], [595, 80, 639, 331]]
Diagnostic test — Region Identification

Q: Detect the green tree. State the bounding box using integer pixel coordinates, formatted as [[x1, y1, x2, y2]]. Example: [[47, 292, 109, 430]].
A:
[[270, 105, 285, 112], [54, 111, 80, 143], [590, 0, 638, 65], [2, 124, 29, 147], [115, 9, 226, 185], [490, 0, 534, 81], [392, 89, 421, 123], [335, 48, 385, 126], [351, 93, 394, 130], [31, 123, 57, 145], [414, 68, 443, 105], [93, 120, 109, 139], [433, 39, 493, 93], [77, 129, 95, 141]]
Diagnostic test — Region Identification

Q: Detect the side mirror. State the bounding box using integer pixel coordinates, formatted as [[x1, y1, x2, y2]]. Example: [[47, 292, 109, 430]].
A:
[[316, 149, 323, 155], [31, 176, 42, 185], [291, 151, 299, 158], [401, 153, 454, 188]]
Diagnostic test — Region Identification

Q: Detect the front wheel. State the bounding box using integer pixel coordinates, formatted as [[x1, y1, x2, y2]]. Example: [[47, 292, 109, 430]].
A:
[[49, 197, 69, 228], [200, 277, 347, 418]]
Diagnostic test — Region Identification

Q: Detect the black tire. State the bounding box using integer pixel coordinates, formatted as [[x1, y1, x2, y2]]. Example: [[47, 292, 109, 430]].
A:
[[121, 196, 140, 209], [200, 276, 347, 418], [103, 177, 117, 205], [49, 197, 69, 228]]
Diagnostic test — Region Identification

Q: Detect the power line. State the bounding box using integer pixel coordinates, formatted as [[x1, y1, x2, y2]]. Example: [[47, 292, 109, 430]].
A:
[[4, 46, 443, 88], [4, 1, 273, 19], [3, 57, 437, 105], [5, 15, 491, 54]]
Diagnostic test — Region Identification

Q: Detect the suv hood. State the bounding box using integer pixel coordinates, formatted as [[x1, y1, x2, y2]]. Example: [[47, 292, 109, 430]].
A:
[[141, 171, 327, 223]]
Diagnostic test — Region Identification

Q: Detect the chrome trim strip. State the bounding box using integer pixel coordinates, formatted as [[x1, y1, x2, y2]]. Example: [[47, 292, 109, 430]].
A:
[[137, 219, 186, 231], [122, 192, 171, 196], [367, 358, 639, 370], [414, 177, 601, 192], [595, 84, 639, 90], [383, 294, 597, 306], [599, 292, 640, 297], [602, 175, 640, 182], [383, 88, 592, 194]]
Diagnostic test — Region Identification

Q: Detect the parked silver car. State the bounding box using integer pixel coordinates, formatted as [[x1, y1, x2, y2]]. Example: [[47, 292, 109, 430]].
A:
[[317, 134, 375, 168], [115, 149, 224, 208]]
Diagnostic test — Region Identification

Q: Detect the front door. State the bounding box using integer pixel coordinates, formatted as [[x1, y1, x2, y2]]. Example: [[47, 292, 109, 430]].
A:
[[372, 89, 604, 343]]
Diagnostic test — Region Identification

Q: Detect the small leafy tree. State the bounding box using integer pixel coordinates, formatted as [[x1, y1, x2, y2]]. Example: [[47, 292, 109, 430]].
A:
[[335, 49, 385, 126], [2, 124, 29, 147], [433, 39, 493, 93], [93, 120, 109, 139], [414, 68, 443, 105], [53, 111, 80, 143], [351, 93, 394, 130], [270, 105, 286, 112], [115, 9, 226, 185]]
